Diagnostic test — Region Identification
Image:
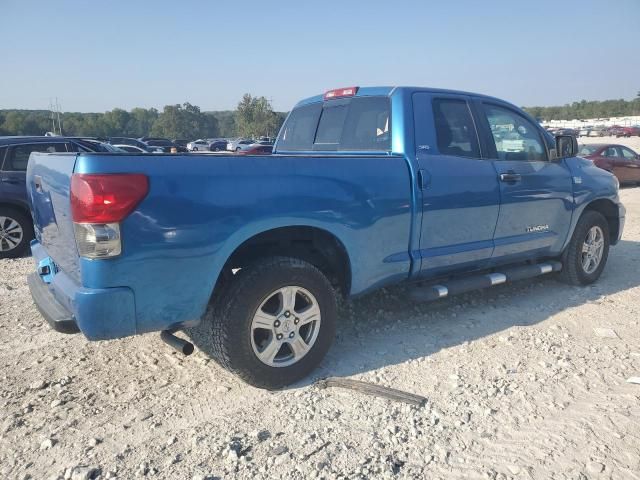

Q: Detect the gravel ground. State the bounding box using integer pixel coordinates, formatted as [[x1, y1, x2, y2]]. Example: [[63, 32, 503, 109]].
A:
[[2, 184, 640, 480]]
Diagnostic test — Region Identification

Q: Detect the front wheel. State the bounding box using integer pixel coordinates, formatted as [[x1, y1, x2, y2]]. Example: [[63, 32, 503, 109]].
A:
[[559, 210, 610, 286], [202, 256, 337, 389]]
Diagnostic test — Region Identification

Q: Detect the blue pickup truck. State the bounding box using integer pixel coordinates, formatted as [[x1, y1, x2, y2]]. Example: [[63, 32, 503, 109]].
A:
[[26, 86, 624, 389]]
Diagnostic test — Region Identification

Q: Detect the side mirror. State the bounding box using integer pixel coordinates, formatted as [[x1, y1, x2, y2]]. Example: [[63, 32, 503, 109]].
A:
[[555, 135, 578, 159]]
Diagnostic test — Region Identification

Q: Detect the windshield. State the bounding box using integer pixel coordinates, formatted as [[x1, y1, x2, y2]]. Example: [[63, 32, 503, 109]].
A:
[[278, 96, 391, 152], [578, 145, 599, 155]]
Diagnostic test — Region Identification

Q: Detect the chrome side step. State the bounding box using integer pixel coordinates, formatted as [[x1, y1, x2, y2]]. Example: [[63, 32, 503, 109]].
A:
[[410, 261, 562, 303]]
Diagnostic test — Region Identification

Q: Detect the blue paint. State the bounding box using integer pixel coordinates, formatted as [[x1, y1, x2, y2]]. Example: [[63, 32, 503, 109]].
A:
[[25, 87, 624, 341]]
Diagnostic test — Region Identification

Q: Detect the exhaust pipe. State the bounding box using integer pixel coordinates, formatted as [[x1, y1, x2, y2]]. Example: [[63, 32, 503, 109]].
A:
[[160, 329, 194, 356]]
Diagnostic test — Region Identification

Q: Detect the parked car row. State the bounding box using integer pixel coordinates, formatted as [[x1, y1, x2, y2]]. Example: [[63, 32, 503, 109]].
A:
[[107, 137, 188, 153], [546, 126, 640, 138], [186, 137, 274, 154]]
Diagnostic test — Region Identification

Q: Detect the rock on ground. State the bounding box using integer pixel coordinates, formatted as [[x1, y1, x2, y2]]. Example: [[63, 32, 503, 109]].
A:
[[1, 189, 640, 479]]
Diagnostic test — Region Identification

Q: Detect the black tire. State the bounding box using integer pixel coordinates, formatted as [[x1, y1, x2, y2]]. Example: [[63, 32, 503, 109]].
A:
[[235, 147, 241, 152], [559, 210, 610, 286], [202, 256, 337, 389], [193, 147, 198, 151], [0, 207, 34, 259]]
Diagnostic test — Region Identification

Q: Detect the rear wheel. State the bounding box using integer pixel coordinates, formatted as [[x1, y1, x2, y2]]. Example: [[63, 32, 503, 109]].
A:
[[203, 256, 337, 389], [559, 210, 610, 285], [0, 207, 33, 259]]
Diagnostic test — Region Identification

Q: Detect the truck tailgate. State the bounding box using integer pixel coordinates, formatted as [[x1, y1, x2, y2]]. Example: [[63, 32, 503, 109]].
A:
[[26, 152, 80, 282]]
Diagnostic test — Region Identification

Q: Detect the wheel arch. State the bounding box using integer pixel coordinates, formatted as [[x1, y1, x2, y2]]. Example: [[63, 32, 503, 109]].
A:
[[583, 198, 620, 244], [0, 200, 32, 218], [211, 225, 352, 301]]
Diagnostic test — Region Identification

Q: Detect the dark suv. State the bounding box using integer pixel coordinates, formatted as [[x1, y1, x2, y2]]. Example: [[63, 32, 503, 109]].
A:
[[0, 136, 103, 258]]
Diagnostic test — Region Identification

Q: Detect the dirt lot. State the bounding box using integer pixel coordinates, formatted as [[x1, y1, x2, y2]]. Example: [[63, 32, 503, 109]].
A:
[[2, 168, 640, 480]]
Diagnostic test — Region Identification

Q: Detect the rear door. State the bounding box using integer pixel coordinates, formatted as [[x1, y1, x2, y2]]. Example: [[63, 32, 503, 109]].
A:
[[618, 146, 640, 182], [600, 146, 626, 181], [412, 92, 500, 275], [475, 101, 573, 260]]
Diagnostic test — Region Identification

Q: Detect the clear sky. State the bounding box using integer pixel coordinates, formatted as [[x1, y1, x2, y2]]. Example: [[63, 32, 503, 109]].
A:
[[2, 0, 639, 113]]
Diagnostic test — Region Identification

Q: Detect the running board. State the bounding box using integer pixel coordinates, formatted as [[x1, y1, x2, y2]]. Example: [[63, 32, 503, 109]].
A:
[[409, 261, 562, 303]]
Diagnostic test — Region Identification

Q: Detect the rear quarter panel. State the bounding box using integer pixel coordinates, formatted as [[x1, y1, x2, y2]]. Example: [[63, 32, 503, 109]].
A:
[[74, 153, 412, 334]]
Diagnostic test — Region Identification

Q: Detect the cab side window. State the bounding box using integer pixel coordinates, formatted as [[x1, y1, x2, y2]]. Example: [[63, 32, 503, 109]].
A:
[[5, 143, 68, 171], [483, 104, 547, 161], [432, 99, 480, 158]]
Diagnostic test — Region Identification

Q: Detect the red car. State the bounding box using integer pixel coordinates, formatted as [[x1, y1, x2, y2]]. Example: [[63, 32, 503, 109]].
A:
[[236, 144, 273, 155], [579, 143, 640, 184], [608, 126, 640, 137]]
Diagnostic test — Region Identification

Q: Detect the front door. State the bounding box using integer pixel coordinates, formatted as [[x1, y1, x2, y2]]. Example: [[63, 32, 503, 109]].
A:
[[475, 101, 573, 261], [412, 93, 500, 275]]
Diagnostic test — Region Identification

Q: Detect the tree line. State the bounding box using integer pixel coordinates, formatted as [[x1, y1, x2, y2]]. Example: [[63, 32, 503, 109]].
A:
[[523, 94, 640, 121], [0, 94, 287, 140], [3, 94, 638, 138]]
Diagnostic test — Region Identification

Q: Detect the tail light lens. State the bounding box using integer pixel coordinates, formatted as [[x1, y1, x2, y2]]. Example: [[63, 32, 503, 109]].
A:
[[71, 174, 148, 223], [70, 173, 148, 259]]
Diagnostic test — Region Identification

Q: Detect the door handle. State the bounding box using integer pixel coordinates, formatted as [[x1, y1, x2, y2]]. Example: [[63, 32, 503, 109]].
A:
[[34, 175, 43, 192], [499, 172, 522, 183]]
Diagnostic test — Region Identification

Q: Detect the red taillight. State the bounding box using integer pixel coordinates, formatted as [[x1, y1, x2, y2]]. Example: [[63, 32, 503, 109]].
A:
[[70, 173, 149, 223], [324, 86, 359, 100]]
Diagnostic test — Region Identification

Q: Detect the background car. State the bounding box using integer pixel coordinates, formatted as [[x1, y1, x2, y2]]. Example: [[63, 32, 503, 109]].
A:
[[236, 144, 273, 155], [554, 128, 579, 137], [579, 143, 640, 185], [226, 138, 254, 151], [113, 144, 148, 153], [139, 137, 188, 153], [173, 139, 189, 148], [208, 139, 228, 151], [108, 137, 152, 151], [187, 139, 210, 151], [0, 136, 107, 258], [609, 126, 640, 138], [578, 126, 593, 137]]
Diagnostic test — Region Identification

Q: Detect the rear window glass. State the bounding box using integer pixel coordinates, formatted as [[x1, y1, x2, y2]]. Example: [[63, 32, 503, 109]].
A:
[[278, 96, 391, 152], [278, 103, 323, 151]]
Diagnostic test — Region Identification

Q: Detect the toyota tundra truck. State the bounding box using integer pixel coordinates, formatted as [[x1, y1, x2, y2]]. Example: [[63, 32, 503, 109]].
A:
[[26, 86, 625, 389]]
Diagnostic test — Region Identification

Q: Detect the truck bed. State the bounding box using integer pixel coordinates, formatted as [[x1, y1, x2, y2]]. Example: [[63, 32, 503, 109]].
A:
[[27, 152, 413, 339]]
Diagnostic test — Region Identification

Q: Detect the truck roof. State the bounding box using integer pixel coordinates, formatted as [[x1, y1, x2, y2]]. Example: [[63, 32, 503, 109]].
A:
[[294, 86, 515, 108]]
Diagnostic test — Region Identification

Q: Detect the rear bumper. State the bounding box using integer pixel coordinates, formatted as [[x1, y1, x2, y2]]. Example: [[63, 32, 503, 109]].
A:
[[29, 241, 137, 340], [27, 272, 79, 334]]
